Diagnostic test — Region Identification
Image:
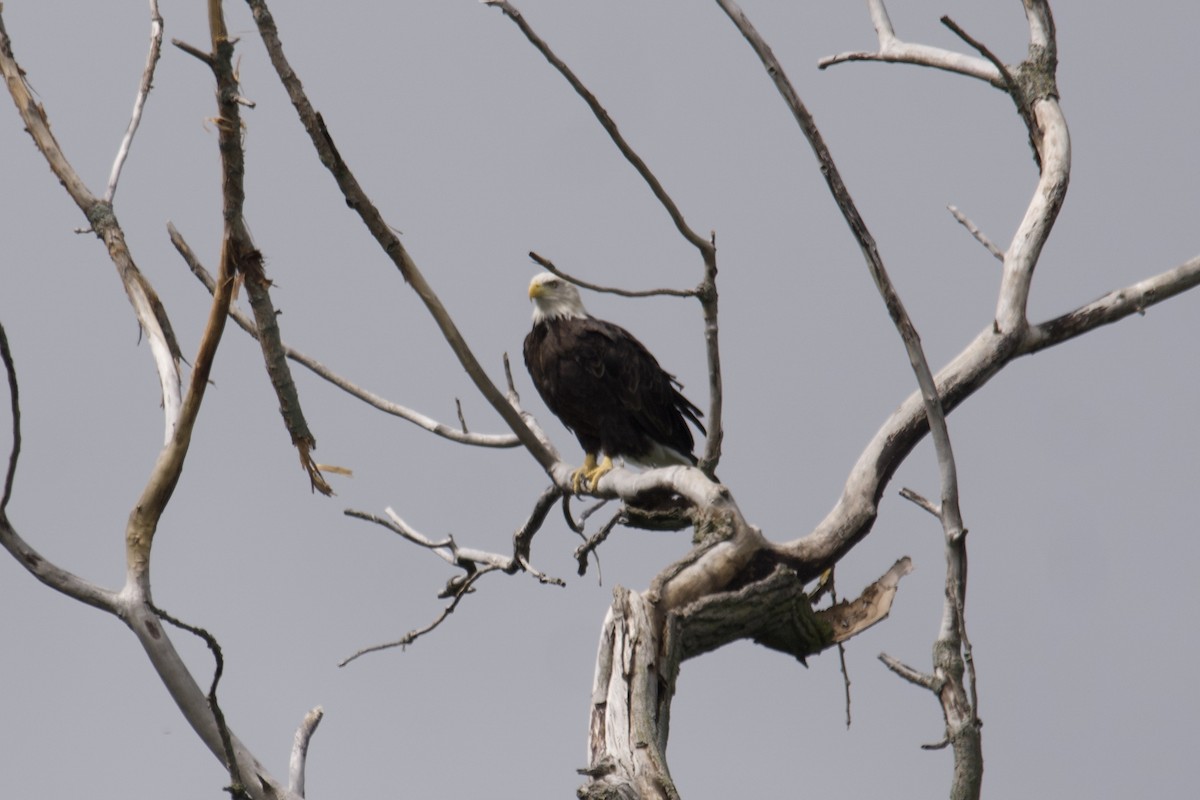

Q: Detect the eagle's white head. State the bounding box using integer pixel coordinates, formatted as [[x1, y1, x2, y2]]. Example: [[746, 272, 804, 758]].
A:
[[528, 272, 588, 323]]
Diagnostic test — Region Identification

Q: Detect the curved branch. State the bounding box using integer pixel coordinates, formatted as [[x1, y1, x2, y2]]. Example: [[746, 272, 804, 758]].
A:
[[289, 707, 324, 797], [0, 325, 117, 608], [995, 100, 1069, 331]]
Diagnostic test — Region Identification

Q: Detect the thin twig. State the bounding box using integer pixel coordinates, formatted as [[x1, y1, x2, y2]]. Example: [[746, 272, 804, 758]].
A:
[[338, 565, 500, 666], [455, 398, 469, 433], [484, 1, 711, 253], [826, 572, 852, 729], [528, 252, 695, 298], [940, 16, 1040, 166], [878, 652, 941, 691], [344, 509, 453, 551], [899, 487, 941, 518], [0, 321, 19, 514], [105, 0, 164, 202], [172, 37, 214, 66], [149, 601, 246, 797], [512, 485, 563, 566], [574, 510, 625, 577], [947, 205, 1005, 262]]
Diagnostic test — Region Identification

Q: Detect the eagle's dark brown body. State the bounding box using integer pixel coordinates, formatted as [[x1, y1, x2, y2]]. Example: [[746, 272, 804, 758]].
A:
[[524, 313, 704, 468]]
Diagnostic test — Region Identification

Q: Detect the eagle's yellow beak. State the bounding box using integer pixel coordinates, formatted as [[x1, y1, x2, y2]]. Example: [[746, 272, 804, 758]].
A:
[[528, 281, 544, 300]]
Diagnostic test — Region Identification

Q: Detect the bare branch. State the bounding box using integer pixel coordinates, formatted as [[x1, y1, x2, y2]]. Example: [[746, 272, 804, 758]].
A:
[[818, 0, 1001, 85], [344, 509, 453, 553], [149, 601, 246, 796], [879, 652, 941, 691], [105, 0, 164, 202], [574, 509, 625, 577], [899, 487, 941, 518], [948, 205, 1005, 262], [512, 485, 563, 568], [528, 252, 696, 298], [239, 243, 333, 496], [454, 398, 468, 433], [484, 1, 712, 254], [172, 37, 214, 66], [941, 15, 1040, 166], [289, 707, 324, 798], [338, 564, 500, 667], [1022, 255, 1200, 354]]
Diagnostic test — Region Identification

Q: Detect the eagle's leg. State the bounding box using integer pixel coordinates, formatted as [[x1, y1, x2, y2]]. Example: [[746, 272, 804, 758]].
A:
[[571, 453, 599, 494], [583, 455, 615, 492]]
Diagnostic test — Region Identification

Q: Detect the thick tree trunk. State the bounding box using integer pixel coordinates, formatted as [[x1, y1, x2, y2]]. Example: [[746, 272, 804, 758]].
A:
[[579, 559, 912, 798]]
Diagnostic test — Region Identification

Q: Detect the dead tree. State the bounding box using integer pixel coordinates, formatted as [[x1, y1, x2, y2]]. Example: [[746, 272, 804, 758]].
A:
[[1, 2, 1196, 799]]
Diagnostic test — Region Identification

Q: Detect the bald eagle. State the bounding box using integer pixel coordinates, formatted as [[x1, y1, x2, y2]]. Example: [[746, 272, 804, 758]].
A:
[[524, 272, 705, 492]]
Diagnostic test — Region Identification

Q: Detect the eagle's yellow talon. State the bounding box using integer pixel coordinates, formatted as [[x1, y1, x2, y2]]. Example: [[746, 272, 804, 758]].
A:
[[584, 455, 614, 492], [570, 454, 615, 493], [571, 454, 598, 494]]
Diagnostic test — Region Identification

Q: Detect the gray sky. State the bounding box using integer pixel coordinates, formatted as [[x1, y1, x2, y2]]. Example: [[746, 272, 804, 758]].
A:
[[2, 2, 1198, 798]]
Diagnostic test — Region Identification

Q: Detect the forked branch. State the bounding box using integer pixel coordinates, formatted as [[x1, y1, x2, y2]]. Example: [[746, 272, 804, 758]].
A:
[[0, 9, 183, 447], [818, 0, 1002, 85]]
